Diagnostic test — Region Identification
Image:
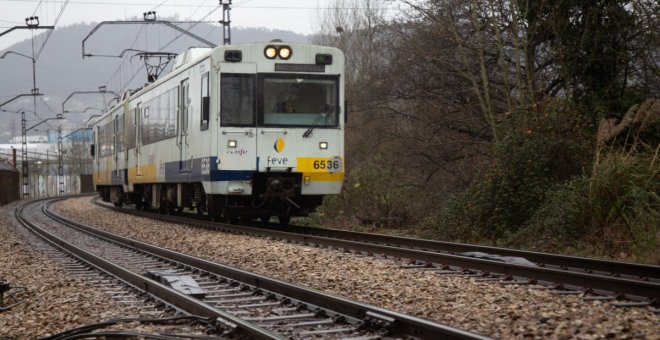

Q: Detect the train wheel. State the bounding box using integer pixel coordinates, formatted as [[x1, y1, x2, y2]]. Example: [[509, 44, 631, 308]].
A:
[[222, 208, 239, 224], [224, 215, 239, 224], [260, 215, 271, 223], [278, 215, 291, 226]]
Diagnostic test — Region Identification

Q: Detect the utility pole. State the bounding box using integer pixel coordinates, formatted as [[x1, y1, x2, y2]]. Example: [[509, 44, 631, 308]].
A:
[[58, 125, 64, 196], [0, 51, 40, 199], [46, 149, 49, 197], [0, 16, 53, 199], [221, 0, 232, 45], [21, 111, 28, 198]]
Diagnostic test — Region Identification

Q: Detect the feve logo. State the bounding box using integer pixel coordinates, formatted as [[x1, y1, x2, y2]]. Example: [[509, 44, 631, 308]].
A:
[[273, 137, 285, 153]]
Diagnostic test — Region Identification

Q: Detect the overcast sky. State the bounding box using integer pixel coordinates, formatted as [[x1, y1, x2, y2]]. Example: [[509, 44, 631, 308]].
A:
[[0, 0, 343, 50]]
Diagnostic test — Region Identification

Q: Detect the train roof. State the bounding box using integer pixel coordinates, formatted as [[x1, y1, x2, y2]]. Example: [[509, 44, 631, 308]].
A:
[[102, 41, 343, 121], [172, 47, 213, 71]]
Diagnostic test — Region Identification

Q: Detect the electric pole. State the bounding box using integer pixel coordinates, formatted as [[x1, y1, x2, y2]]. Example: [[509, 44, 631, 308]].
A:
[[221, 0, 232, 45]]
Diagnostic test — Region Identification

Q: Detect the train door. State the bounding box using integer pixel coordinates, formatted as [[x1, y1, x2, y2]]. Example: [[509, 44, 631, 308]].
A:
[[113, 114, 124, 184], [95, 126, 101, 183], [218, 63, 257, 185], [113, 115, 118, 179], [135, 103, 142, 176], [178, 79, 190, 172]]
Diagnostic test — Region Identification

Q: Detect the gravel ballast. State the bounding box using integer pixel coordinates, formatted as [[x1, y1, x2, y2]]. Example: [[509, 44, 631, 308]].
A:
[[52, 197, 660, 339], [0, 202, 210, 339], [0, 202, 143, 338]]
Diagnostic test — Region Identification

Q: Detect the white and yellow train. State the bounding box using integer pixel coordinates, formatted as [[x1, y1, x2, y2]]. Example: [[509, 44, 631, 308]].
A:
[[92, 42, 345, 224]]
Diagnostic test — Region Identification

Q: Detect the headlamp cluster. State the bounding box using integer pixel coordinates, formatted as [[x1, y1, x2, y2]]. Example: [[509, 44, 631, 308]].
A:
[[264, 45, 292, 60]]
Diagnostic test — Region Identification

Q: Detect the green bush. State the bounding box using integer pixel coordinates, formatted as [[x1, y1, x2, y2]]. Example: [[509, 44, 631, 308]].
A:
[[505, 144, 659, 262], [578, 145, 659, 261], [433, 127, 588, 241], [508, 179, 590, 253], [318, 154, 417, 228]]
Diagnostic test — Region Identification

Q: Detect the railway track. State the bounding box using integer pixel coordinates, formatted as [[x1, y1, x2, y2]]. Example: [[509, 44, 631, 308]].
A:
[[16, 197, 487, 339], [93, 198, 660, 307]]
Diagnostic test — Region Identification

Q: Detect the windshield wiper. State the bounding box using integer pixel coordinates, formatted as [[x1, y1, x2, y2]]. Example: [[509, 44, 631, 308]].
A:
[[303, 111, 327, 138]]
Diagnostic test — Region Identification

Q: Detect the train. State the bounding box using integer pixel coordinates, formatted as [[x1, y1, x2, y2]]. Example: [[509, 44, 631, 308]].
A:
[[92, 42, 345, 225]]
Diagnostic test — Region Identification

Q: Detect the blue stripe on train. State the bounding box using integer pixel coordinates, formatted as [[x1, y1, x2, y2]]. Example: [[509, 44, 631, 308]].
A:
[[163, 157, 253, 182]]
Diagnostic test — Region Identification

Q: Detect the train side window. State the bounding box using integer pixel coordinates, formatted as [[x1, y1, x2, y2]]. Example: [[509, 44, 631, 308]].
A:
[[92, 130, 97, 158], [141, 106, 150, 144], [113, 116, 118, 153], [181, 79, 189, 134], [220, 73, 255, 127], [117, 114, 124, 152], [200, 73, 209, 130]]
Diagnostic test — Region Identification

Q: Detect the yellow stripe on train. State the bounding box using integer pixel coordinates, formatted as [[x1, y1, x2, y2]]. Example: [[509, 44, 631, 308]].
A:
[[304, 172, 345, 182], [128, 163, 158, 183]]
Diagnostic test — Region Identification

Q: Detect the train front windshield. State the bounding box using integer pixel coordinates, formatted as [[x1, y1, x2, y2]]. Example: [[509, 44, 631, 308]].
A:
[[260, 75, 339, 127], [220, 73, 340, 128]]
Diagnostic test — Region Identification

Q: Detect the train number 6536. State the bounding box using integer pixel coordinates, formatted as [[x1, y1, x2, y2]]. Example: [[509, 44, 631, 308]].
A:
[[313, 159, 341, 170]]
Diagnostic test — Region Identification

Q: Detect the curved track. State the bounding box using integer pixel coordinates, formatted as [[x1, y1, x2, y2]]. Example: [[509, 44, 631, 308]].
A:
[[94, 198, 660, 307], [16, 197, 487, 340]]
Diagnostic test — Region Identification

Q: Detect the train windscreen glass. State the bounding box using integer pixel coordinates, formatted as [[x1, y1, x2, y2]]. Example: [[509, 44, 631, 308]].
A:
[[221, 74, 256, 127], [261, 76, 338, 127]]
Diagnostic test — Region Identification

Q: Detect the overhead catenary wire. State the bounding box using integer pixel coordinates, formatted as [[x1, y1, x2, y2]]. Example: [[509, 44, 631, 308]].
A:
[[102, 0, 215, 92], [0, 0, 396, 11], [149, 0, 169, 13], [104, 3, 222, 93], [31, 0, 44, 16], [34, 0, 69, 60]]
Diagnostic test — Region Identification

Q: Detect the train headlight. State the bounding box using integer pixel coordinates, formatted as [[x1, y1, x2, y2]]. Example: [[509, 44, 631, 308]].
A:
[[228, 140, 237, 148], [319, 142, 328, 150], [278, 46, 292, 60], [264, 46, 277, 59]]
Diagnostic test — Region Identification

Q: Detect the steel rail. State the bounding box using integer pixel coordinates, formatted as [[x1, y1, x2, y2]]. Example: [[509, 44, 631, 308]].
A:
[[263, 224, 660, 280], [92, 200, 660, 303], [48, 200, 488, 340], [15, 198, 284, 340]]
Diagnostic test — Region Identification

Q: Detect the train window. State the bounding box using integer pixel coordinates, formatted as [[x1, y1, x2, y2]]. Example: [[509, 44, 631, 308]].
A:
[[126, 105, 137, 149], [141, 106, 150, 144], [100, 122, 114, 157], [141, 88, 178, 145], [114, 114, 124, 153], [135, 103, 141, 146], [113, 116, 118, 153], [200, 73, 209, 130], [259, 75, 338, 127], [181, 80, 190, 134], [221, 73, 255, 126], [95, 128, 99, 159]]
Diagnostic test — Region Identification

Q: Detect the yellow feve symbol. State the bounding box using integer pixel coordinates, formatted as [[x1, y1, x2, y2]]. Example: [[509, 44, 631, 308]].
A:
[[274, 137, 285, 153]]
